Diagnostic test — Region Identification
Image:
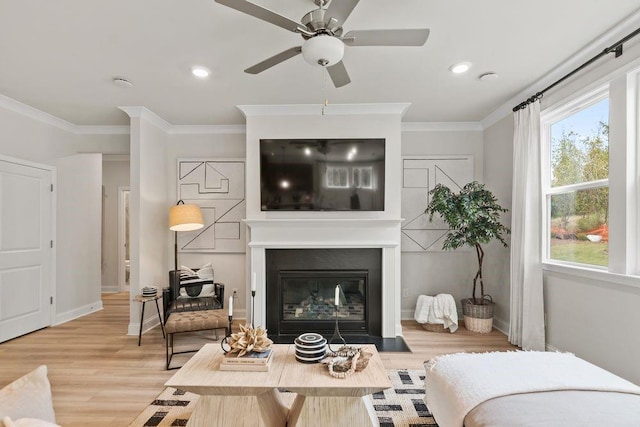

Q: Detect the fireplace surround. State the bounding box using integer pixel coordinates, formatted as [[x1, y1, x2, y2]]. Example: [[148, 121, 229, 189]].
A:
[[240, 103, 408, 339]]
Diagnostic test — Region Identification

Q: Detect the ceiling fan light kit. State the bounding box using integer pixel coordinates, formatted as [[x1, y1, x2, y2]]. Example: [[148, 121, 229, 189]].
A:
[[302, 35, 344, 67], [215, 0, 429, 87]]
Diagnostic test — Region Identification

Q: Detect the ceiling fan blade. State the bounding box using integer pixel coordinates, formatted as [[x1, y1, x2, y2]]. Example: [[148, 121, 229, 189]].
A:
[[325, 0, 360, 25], [244, 47, 302, 74], [343, 29, 430, 46], [215, 0, 303, 33], [327, 61, 351, 88]]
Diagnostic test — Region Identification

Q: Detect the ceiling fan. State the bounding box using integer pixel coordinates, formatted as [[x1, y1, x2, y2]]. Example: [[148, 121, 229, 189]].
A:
[[215, 0, 430, 87]]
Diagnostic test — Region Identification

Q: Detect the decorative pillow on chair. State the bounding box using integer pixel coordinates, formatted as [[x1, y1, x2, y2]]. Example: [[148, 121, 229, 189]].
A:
[[178, 262, 215, 298], [0, 366, 56, 424]]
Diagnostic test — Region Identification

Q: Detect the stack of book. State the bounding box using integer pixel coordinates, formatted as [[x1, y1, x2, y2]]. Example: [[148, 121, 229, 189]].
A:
[[219, 349, 273, 372]]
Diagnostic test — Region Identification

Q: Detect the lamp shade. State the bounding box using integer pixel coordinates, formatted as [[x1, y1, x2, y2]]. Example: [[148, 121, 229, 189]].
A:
[[169, 204, 204, 231], [301, 35, 344, 67]]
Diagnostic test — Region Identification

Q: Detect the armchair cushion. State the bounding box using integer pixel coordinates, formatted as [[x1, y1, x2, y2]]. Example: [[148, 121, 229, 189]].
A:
[[178, 263, 215, 298]]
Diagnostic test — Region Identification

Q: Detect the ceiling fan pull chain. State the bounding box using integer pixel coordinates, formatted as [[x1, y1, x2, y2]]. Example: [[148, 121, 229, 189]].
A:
[[322, 68, 329, 115]]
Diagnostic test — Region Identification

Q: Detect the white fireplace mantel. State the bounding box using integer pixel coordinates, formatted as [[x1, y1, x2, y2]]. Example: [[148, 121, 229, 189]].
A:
[[245, 218, 403, 249]]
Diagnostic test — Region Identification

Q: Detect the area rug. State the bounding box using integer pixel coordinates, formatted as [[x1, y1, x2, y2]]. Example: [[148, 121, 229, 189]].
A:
[[128, 369, 437, 426]]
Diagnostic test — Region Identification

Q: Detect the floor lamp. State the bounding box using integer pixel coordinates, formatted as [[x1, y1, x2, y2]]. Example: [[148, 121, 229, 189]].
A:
[[169, 200, 204, 271]]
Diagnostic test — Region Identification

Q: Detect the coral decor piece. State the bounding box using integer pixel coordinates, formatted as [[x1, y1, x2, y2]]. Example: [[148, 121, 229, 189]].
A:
[[321, 346, 372, 378], [226, 324, 273, 357]]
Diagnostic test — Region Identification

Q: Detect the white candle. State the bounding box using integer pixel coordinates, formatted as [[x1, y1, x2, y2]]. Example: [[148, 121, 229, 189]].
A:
[[251, 272, 256, 292], [335, 285, 339, 307], [228, 295, 233, 316]]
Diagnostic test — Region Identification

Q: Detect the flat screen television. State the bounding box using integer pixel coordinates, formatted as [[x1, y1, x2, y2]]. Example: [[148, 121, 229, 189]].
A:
[[260, 138, 385, 211]]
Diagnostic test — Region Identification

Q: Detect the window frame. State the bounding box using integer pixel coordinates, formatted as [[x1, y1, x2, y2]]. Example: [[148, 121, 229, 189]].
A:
[[539, 67, 640, 288], [541, 87, 610, 269]]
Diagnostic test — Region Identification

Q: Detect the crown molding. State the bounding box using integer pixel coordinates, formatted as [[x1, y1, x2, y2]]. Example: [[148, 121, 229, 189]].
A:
[[0, 94, 75, 132], [237, 103, 412, 117], [169, 124, 246, 134], [74, 125, 130, 135], [118, 106, 171, 132], [480, 8, 640, 129], [402, 121, 482, 132]]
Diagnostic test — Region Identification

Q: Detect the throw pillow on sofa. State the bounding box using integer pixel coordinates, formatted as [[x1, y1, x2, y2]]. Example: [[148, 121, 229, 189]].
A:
[[178, 262, 215, 298], [0, 365, 56, 424]]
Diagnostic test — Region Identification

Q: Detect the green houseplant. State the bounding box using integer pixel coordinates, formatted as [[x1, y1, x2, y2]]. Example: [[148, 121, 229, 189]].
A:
[[425, 181, 510, 333]]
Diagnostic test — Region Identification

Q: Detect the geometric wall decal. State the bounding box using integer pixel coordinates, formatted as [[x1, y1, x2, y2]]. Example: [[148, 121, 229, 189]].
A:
[[401, 156, 473, 252], [177, 159, 246, 253]]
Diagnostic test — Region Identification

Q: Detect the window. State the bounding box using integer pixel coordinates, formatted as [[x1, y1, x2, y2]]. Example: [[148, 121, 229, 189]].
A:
[[352, 167, 373, 189], [326, 166, 349, 188], [543, 95, 609, 267]]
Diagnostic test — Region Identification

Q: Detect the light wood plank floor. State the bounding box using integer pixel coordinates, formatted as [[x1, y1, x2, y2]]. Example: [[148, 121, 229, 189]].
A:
[[0, 292, 517, 426]]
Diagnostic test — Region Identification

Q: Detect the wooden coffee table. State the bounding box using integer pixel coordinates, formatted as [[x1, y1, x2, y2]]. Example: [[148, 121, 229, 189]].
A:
[[165, 343, 289, 427], [281, 344, 391, 427], [165, 343, 391, 427]]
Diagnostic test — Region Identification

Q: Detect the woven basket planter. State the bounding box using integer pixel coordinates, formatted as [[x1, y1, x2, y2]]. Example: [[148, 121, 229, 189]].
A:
[[461, 298, 494, 334]]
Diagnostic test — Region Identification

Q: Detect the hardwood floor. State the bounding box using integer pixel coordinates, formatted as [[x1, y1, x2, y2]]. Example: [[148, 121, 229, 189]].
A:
[[0, 292, 517, 426]]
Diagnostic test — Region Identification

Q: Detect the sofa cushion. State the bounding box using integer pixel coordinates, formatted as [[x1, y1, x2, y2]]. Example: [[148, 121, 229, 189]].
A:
[[0, 366, 56, 424]]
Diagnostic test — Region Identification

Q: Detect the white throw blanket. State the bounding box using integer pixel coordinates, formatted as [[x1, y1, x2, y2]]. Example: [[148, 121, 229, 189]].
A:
[[414, 294, 458, 333], [424, 351, 640, 427]]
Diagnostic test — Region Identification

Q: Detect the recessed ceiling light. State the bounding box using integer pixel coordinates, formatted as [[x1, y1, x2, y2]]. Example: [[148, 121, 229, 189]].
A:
[[449, 62, 472, 74], [113, 77, 133, 88], [191, 66, 210, 78], [479, 72, 499, 81]]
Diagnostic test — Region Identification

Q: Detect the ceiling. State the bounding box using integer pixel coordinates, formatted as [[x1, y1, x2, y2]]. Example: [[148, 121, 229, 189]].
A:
[[1, 0, 639, 127]]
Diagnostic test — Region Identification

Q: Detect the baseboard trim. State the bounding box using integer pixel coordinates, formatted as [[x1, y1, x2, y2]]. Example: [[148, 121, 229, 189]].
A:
[[492, 316, 509, 335], [55, 300, 103, 325], [128, 315, 162, 336], [402, 308, 510, 336], [546, 343, 562, 352]]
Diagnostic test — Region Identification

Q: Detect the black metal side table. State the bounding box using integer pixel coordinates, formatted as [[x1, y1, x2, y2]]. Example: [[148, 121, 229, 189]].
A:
[[134, 293, 166, 346]]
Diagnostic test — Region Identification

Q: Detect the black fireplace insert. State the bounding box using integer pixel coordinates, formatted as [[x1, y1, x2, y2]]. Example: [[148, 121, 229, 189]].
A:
[[265, 248, 382, 339]]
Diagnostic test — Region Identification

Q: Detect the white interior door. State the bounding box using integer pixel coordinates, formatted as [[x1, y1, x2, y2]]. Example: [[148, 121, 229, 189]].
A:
[[0, 157, 53, 343]]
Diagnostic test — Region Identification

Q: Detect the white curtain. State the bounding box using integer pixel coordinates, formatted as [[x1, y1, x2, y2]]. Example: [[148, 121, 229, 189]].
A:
[[509, 100, 546, 351]]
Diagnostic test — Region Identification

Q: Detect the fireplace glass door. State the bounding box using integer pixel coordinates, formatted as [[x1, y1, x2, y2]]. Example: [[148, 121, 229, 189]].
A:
[[278, 270, 368, 335]]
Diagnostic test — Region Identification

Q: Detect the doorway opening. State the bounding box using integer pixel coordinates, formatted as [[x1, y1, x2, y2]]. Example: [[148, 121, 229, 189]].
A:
[[118, 187, 130, 291]]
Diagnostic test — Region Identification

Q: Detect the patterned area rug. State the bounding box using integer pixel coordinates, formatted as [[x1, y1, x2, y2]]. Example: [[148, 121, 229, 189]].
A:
[[129, 369, 437, 426]]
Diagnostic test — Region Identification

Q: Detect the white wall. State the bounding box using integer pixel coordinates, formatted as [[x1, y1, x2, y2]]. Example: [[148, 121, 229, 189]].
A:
[[166, 133, 246, 310], [0, 106, 78, 162], [49, 154, 103, 324], [482, 116, 514, 331], [102, 159, 130, 292], [400, 129, 487, 321], [126, 110, 170, 334]]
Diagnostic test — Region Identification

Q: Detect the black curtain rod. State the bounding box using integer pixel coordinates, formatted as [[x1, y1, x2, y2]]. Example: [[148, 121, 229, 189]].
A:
[[513, 26, 640, 112]]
